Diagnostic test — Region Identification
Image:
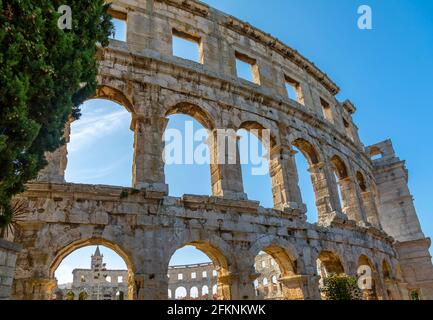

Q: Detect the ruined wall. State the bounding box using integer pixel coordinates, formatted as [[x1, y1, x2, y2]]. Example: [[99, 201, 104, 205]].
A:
[[0, 239, 21, 300], [7, 0, 433, 300]]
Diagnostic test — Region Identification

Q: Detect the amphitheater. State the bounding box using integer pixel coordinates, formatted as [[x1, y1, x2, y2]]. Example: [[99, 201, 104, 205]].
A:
[[8, 0, 433, 300]]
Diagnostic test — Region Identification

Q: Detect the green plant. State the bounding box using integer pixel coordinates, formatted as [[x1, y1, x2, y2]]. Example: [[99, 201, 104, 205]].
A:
[[66, 291, 75, 300], [0, 199, 26, 239], [320, 273, 362, 300], [0, 1, 113, 231], [120, 190, 129, 199], [78, 291, 88, 300]]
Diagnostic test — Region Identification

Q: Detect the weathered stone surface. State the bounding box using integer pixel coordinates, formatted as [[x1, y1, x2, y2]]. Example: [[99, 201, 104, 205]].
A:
[[0, 239, 21, 300], [4, 0, 432, 300]]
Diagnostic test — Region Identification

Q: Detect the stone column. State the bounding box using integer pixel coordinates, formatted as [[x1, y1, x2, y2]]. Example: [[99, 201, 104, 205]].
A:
[[384, 279, 403, 300], [209, 129, 247, 200], [278, 275, 321, 300], [269, 147, 306, 215], [338, 176, 368, 225], [308, 161, 346, 225], [361, 191, 381, 228], [132, 116, 168, 193], [36, 121, 70, 183], [222, 271, 257, 300], [133, 273, 168, 300]]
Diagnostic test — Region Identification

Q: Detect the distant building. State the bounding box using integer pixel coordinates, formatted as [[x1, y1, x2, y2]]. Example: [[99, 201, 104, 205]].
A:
[[55, 246, 128, 300], [168, 253, 283, 300]]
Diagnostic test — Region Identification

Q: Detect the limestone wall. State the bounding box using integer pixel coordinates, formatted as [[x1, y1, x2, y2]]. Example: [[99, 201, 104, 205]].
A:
[[0, 239, 21, 300], [7, 0, 433, 300]]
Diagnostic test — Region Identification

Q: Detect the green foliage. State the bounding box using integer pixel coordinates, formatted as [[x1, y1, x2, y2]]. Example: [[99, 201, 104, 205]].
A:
[[78, 291, 88, 300], [320, 274, 362, 300], [0, 1, 113, 229], [66, 291, 75, 300], [120, 189, 129, 199], [410, 290, 420, 300]]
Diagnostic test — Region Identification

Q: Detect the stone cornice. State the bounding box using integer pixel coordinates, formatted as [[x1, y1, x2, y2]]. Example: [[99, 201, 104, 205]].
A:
[[222, 16, 340, 95]]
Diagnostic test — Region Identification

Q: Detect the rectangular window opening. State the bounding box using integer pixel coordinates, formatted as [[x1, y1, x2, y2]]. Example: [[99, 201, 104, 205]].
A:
[[320, 98, 334, 123], [235, 51, 260, 84], [343, 118, 354, 141], [172, 29, 202, 64], [285, 75, 303, 104], [109, 11, 127, 42]]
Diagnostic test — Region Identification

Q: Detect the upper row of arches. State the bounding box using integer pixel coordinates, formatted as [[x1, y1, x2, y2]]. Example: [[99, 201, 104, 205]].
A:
[[64, 85, 380, 226]]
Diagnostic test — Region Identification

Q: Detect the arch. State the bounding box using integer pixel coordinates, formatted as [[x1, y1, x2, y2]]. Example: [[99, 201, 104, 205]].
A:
[[66, 291, 75, 300], [382, 259, 392, 280], [251, 240, 303, 300], [356, 171, 367, 192], [249, 237, 300, 277], [49, 238, 135, 300], [237, 121, 275, 208], [175, 287, 187, 299], [330, 155, 348, 179], [167, 240, 231, 300], [202, 285, 209, 297], [116, 290, 125, 300], [190, 286, 199, 299], [357, 254, 378, 300], [78, 290, 88, 300], [238, 121, 277, 148], [212, 285, 218, 296], [368, 146, 383, 160], [165, 102, 215, 130], [317, 251, 345, 275], [94, 85, 135, 114], [292, 138, 320, 165], [49, 238, 134, 278]]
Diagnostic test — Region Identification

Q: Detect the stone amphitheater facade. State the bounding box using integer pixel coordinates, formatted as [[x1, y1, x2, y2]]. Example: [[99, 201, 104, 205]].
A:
[[9, 0, 433, 300]]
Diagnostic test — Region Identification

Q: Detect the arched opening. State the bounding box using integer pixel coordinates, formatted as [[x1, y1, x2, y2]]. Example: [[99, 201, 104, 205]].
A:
[[202, 285, 209, 298], [369, 146, 383, 161], [358, 255, 378, 300], [78, 290, 88, 300], [382, 260, 391, 280], [116, 290, 125, 300], [190, 286, 199, 299], [292, 139, 321, 223], [253, 246, 302, 300], [164, 104, 214, 197], [330, 155, 349, 215], [356, 171, 367, 192], [175, 287, 187, 300], [168, 243, 231, 300], [238, 122, 275, 208], [316, 251, 346, 298], [51, 241, 134, 300], [65, 97, 133, 187], [382, 259, 395, 300]]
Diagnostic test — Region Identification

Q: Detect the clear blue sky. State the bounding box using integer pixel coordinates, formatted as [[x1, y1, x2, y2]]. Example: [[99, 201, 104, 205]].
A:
[[61, 0, 433, 275]]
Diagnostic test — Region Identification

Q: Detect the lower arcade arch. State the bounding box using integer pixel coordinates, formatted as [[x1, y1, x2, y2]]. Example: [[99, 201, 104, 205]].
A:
[[50, 239, 135, 300], [358, 255, 379, 300], [252, 245, 305, 300], [167, 242, 231, 300]]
